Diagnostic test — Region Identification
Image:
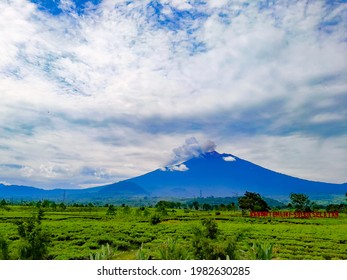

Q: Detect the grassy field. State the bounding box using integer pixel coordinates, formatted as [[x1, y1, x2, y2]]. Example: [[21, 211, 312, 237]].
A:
[[0, 205, 346, 260]]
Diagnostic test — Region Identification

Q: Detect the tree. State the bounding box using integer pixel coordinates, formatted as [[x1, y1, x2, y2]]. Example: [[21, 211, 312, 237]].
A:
[[238, 192, 270, 212], [326, 204, 346, 213], [122, 205, 131, 215], [106, 205, 116, 215], [16, 210, 51, 259], [219, 203, 226, 211], [155, 201, 168, 211], [192, 201, 200, 210], [230, 202, 236, 212], [289, 193, 311, 212], [50, 201, 57, 211], [0, 199, 7, 208], [0, 199, 10, 213], [41, 200, 50, 208], [58, 202, 66, 211], [202, 203, 212, 211]]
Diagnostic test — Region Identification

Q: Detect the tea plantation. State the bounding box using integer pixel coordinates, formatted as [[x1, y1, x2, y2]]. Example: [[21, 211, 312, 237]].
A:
[[0, 204, 346, 260]]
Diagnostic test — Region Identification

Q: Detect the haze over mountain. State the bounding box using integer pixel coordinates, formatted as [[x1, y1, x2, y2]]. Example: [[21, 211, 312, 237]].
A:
[[0, 151, 345, 202]]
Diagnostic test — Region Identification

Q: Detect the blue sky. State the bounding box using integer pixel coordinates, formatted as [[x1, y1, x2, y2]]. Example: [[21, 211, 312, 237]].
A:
[[0, 0, 346, 189]]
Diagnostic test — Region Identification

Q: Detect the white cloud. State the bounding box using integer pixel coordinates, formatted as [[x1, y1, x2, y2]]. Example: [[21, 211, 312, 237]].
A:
[[223, 156, 236, 162], [159, 0, 192, 10], [21, 166, 35, 178], [218, 134, 347, 184], [167, 163, 189, 172], [0, 1, 346, 188], [59, 0, 76, 13], [310, 113, 346, 124], [207, 0, 229, 9]]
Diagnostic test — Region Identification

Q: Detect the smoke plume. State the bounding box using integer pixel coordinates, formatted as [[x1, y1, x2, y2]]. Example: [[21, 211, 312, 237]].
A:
[[167, 137, 216, 166]]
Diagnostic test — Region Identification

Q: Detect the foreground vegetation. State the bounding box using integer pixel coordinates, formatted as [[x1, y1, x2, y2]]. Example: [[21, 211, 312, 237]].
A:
[[0, 199, 346, 260]]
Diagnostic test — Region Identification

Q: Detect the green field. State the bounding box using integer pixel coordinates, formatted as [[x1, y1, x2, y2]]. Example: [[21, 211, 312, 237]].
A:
[[0, 205, 346, 260]]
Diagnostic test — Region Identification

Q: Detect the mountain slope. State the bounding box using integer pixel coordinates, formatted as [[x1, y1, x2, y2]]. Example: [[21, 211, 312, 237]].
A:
[[120, 151, 346, 197], [1, 151, 345, 201]]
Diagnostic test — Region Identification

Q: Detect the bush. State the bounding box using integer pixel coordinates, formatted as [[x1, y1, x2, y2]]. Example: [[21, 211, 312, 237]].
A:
[[247, 242, 273, 260], [136, 244, 151, 260], [0, 235, 9, 260], [157, 237, 188, 260], [90, 243, 116, 260], [150, 214, 161, 225], [106, 205, 116, 215], [202, 219, 218, 239], [113, 241, 131, 251], [191, 219, 238, 260], [16, 209, 51, 260], [143, 208, 150, 217], [192, 233, 236, 259]]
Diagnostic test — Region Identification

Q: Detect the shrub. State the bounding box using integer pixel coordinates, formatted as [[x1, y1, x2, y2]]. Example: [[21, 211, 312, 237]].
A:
[[224, 239, 237, 260], [97, 238, 113, 246], [202, 219, 218, 239], [247, 242, 273, 260], [106, 205, 116, 215], [113, 241, 131, 251], [191, 219, 238, 260], [90, 243, 115, 260], [136, 244, 151, 260], [16, 210, 51, 260], [150, 214, 161, 225], [0, 235, 9, 260], [143, 208, 150, 217], [122, 205, 131, 215], [158, 237, 188, 260]]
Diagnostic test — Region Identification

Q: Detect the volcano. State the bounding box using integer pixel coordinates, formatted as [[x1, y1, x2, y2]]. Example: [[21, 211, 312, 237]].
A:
[[103, 151, 346, 198], [1, 151, 346, 201]]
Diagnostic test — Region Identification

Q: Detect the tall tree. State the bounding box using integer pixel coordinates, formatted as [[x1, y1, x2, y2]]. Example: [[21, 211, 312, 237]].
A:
[[289, 193, 311, 212], [238, 192, 270, 212]]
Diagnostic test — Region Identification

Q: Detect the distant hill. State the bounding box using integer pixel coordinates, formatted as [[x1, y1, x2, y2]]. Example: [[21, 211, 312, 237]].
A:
[[1, 151, 345, 202]]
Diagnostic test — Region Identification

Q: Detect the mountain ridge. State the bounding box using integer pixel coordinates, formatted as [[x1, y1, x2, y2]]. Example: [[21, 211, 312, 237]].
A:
[[1, 151, 346, 202]]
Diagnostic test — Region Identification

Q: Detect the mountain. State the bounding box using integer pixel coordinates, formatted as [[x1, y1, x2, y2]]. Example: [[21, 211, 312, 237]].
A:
[[1, 151, 346, 202], [119, 151, 346, 197], [0, 183, 146, 202]]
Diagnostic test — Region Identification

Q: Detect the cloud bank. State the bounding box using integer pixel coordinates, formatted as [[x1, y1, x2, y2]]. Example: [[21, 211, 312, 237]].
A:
[[0, 0, 346, 188]]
